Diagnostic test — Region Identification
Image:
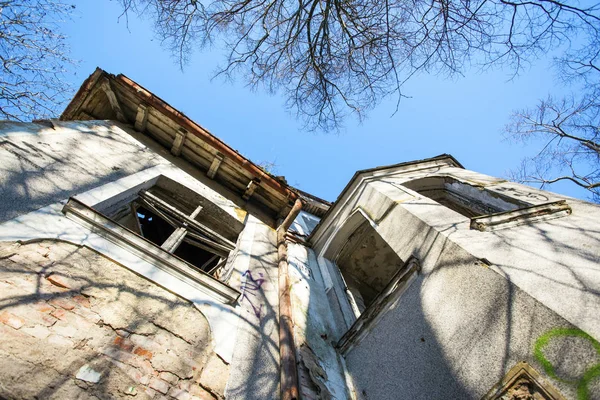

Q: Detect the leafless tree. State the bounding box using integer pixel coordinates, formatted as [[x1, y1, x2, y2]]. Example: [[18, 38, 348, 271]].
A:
[[505, 19, 600, 203], [506, 91, 600, 202], [0, 1, 75, 121], [119, 0, 599, 130]]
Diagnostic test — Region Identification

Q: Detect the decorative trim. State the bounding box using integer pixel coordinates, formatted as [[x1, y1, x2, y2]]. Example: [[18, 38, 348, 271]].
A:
[[482, 361, 566, 400], [62, 198, 240, 304], [470, 200, 572, 232], [337, 256, 420, 355]]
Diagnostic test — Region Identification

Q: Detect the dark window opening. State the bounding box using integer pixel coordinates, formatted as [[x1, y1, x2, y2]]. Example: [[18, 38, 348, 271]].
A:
[[174, 241, 221, 273], [135, 205, 176, 246], [103, 176, 242, 282]]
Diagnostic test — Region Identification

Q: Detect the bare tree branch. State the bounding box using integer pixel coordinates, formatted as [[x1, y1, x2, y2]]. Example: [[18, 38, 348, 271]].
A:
[[119, 0, 600, 131], [0, 1, 77, 121], [506, 86, 600, 202]]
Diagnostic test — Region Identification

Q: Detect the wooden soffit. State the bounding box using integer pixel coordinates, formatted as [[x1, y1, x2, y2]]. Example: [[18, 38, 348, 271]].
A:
[[61, 68, 331, 218]]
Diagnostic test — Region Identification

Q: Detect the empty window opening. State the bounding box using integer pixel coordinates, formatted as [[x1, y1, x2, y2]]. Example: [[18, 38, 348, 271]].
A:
[[403, 176, 530, 218], [174, 241, 222, 273], [336, 220, 404, 316], [100, 176, 241, 281], [135, 206, 176, 246]]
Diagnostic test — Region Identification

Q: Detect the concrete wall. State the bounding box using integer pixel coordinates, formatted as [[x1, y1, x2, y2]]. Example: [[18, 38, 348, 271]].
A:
[[0, 120, 164, 224], [312, 160, 600, 399], [0, 121, 282, 399]]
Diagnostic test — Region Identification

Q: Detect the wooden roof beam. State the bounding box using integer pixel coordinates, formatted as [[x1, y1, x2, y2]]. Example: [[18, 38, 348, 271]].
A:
[[243, 179, 259, 201], [171, 127, 187, 156], [100, 77, 126, 123], [135, 104, 149, 132], [114, 74, 298, 202], [207, 153, 224, 179]]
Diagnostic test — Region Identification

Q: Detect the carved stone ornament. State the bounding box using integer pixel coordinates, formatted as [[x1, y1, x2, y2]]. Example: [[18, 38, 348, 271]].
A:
[[482, 362, 566, 400]]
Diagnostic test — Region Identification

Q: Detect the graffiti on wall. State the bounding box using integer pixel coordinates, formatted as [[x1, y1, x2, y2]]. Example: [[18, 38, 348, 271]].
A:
[[240, 270, 266, 319]]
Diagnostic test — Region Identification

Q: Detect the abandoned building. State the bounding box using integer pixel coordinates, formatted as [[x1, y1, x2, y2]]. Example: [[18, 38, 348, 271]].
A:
[[0, 68, 599, 400]]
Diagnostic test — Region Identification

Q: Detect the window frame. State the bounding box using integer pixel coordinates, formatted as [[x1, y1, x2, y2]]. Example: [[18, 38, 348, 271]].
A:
[[62, 197, 241, 304], [402, 175, 572, 231], [336, 255, 421, 355]]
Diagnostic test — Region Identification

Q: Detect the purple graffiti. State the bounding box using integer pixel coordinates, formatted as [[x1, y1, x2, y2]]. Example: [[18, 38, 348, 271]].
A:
[[240, 270, 266, 318]]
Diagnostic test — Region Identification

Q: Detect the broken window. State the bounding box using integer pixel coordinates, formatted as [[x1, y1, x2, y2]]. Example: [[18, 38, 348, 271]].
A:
[[335, 220, 406, 317], [66, 176, 244, 283], [402, 176, 530, 218], [401, 176, 572, 231], [290, 210, 320, 237], [332, 217, 421, 353]]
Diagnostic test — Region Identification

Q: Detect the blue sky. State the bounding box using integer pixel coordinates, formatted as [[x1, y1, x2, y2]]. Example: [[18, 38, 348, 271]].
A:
[[62, 1, 585, 203]]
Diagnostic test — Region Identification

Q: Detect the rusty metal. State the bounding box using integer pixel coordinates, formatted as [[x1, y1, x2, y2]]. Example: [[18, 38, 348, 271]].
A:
[[277, 198, 303, 400]]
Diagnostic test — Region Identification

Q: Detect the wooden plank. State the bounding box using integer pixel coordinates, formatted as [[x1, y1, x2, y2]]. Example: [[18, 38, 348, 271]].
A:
[[184, 231, 232, 257], [243, 179, 259, 201], [144, 119, 177, 148], [179, 147, 214, 172], [139, 190, 236, 249], [189, 205, 203, 220], [78, 111, 95, 120], [100, 78, 126, 122], [135, 104, 149, 132], [161, 227, 187, 252], [171, 127, 187, 156], [207, 153, 224, 179], [199, 254, 219, 272]]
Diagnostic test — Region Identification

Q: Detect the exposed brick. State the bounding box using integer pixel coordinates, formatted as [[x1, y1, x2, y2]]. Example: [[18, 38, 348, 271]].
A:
[[104, 356, 151, 386], [133, 346, 153, 360], [51, 322, 78, 338], [148, 377, 170, 394], [48, 297, 76, 310], [199, 353, 229, 396], [159, 371, 179, 385], [2, 275, 36, 292], [72, 294, 90, 308], [169, 387, 192, 400], [114, 336, 135, 352], [71, 306, 101, 324], [130, 333, 159, 352], [22, 325, 52, 339], [50, 308, 67, 320], [189, 384, 215, 400], [178, 380, 191, 391], [0, 311, 25, 329], [8, 253, 31, 265], [45, 273, 71, 289], [47, 333, 75, 347], [144, 387, 157, 398], [104, 347, 155, 377], [32, 301, 55, 313], [12, 307, 57, 327]]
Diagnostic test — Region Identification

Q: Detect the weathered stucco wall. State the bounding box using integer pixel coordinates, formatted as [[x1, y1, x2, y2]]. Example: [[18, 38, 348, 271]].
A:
[[0, 239, 228, 399], [343, 211, 599, 399], [311, 161, 600, 400], [0, 120, 164, 224], [287, 243, 350, 400], [226, 216, 281, 400], [0, 120, 283, 400]]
